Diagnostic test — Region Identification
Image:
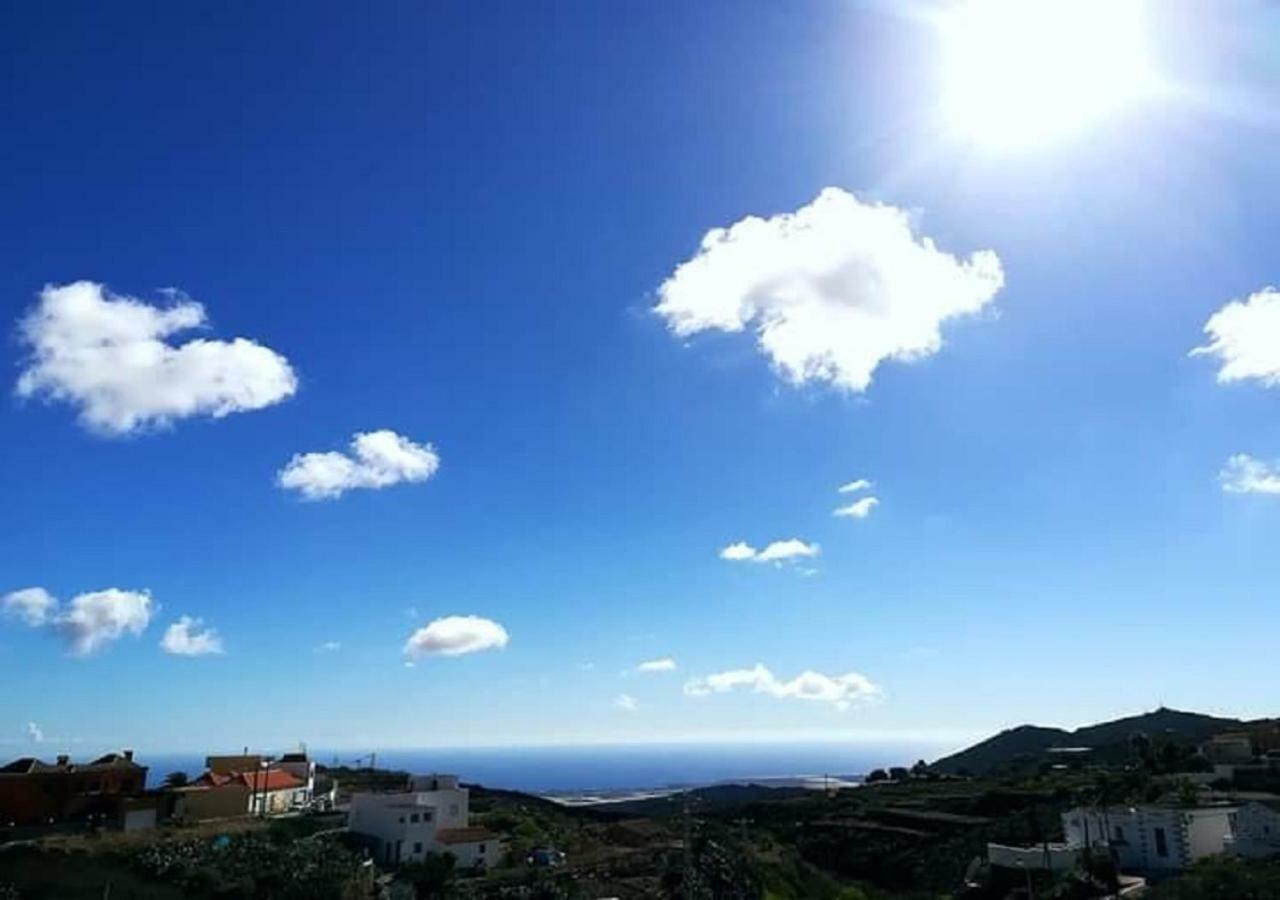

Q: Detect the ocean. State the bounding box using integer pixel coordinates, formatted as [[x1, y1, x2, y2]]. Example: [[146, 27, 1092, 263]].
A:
[[141, 740, 952, 799]]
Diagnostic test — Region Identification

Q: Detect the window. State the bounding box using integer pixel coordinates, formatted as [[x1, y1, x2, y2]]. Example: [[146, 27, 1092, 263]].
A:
[[450, 804, 459, 817], [479, 844, 486, 854], [413, 842, 422, 854], [410, 813, 419, 823], [1113, 826, 1125, 843], [1154, 827, 1168, 858]]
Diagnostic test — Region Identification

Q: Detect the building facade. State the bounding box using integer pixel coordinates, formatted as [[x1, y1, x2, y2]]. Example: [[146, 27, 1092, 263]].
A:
[[0, 751, 147, 827], [348, 774, 499, 869], [1226, 801, 1280, 859], [1062, 804, 1235, 873]]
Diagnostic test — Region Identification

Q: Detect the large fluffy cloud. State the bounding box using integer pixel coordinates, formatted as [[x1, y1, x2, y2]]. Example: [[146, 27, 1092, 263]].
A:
[[56, 589, 153, 656], [654, 188, 1004, 391], [278, 430, 440, 500], [684, 664, 881, 711], [160, 616, 224, 656], [3, 586, 153, 655], [719, 538, 819, 564], [1220, 454, 1280, 495], [3, 587, 57, 626], [1192, 288, 1280, 386], [404, 615, 509, 659], [15, 281, 296, 434]]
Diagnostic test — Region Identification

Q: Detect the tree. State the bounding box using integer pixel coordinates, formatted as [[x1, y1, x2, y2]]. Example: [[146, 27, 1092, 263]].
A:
[[865, 769, 888, 783], [400, 853, 456, 899], [164, 771, 189, 788]]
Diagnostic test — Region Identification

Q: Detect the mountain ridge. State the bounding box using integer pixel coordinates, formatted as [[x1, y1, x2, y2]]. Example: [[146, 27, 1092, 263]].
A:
[[929, 707, 1252, 776]]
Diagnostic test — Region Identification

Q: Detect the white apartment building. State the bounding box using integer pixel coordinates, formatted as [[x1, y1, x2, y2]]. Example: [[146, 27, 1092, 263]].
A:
[[1062, 804, 1235, 873], [348, 774, 499, 869]]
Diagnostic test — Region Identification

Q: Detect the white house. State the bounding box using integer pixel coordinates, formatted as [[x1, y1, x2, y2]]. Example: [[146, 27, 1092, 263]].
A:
[[1062, 804, 1235, 874], [1226, 800, 1280, 859], [348, 774, 500, 869]]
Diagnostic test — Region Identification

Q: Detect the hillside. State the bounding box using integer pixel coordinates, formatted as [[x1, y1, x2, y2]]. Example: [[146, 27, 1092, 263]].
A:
[[931, 707, 1244, 776]]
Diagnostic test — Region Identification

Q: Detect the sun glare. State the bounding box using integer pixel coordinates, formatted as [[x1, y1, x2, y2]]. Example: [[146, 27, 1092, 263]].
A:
[[938, 0, 1158, 151]]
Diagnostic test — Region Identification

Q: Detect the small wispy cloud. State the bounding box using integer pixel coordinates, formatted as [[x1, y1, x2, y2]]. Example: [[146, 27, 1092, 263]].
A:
[[26, 722, 43, 743], [1220, 454, 1280, 495], [719, 539, 819, 564], [614, 693, 638, 712], [833, 477, 878, 519], [684, 663, 881, 711], [635, 657, 677, 674], [833, 496, 879, 519], [160, 616, 223, 657], [314, 640, 342, 653]]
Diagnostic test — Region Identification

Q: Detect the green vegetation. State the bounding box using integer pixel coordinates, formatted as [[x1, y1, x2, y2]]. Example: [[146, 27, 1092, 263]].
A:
[[0, 819, 370, 900], [1148, 856, 1280, 899]]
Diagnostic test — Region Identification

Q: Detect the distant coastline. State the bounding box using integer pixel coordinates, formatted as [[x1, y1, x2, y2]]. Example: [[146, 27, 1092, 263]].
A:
[[138, 740, 943, 794]]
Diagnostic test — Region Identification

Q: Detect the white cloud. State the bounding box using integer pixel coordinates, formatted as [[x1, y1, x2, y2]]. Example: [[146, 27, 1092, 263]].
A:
[[654, 188, 1004, 391], [315, 640, 342, 653], [3, 587, 57, 626], [278, 430, 440, 500], [3, 587, 153, 656], [684, 663, 881, 711], [757, 539, 820, 562], [27, 722, 43, 743], [718, 542, 758, 561], [614, 693, 638, 712], [636, 657, 677, 674], [834, 496, 880, 519], [56, 589, 153, 656], [1192, 287, 1280, 386], [160, 616, 224, 656], [404, 615, 509, 659], [1220, 454, 1280, 495], [718, 539, 820, 564], [838, 479, 873, 494], [15, 281, 296, 434]]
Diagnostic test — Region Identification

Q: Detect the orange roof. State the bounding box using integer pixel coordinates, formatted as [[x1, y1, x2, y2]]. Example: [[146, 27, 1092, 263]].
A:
[[436, 826, 497, 845], [194, 768, 302, 791], [236, 769, 302, 791]]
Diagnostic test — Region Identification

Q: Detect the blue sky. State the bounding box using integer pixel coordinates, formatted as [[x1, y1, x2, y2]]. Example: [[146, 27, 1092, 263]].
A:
[[2, 0, 1279, 756]]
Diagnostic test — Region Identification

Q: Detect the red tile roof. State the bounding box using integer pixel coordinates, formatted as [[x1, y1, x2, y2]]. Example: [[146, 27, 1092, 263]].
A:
[[194, 768, 302, 791]]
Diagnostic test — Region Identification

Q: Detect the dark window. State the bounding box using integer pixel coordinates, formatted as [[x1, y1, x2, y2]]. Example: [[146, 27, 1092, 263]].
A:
[[1154, 827, 1168, 858], [1114, 826, 1125, 843], [413, 842, 422, 853], [479, 843, 486, 854], [410, 813, 419, 823]]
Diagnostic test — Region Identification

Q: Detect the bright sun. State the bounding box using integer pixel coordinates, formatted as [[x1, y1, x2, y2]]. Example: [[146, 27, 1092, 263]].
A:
[[938, 0, 1158, 151]]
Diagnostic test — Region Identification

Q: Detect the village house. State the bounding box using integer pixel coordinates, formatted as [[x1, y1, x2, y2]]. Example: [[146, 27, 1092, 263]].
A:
[[0, 751, 151, 829], [1061, 803, 1236, 874], [348, 774, 500, 869], [171, 752, 313, 822]]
